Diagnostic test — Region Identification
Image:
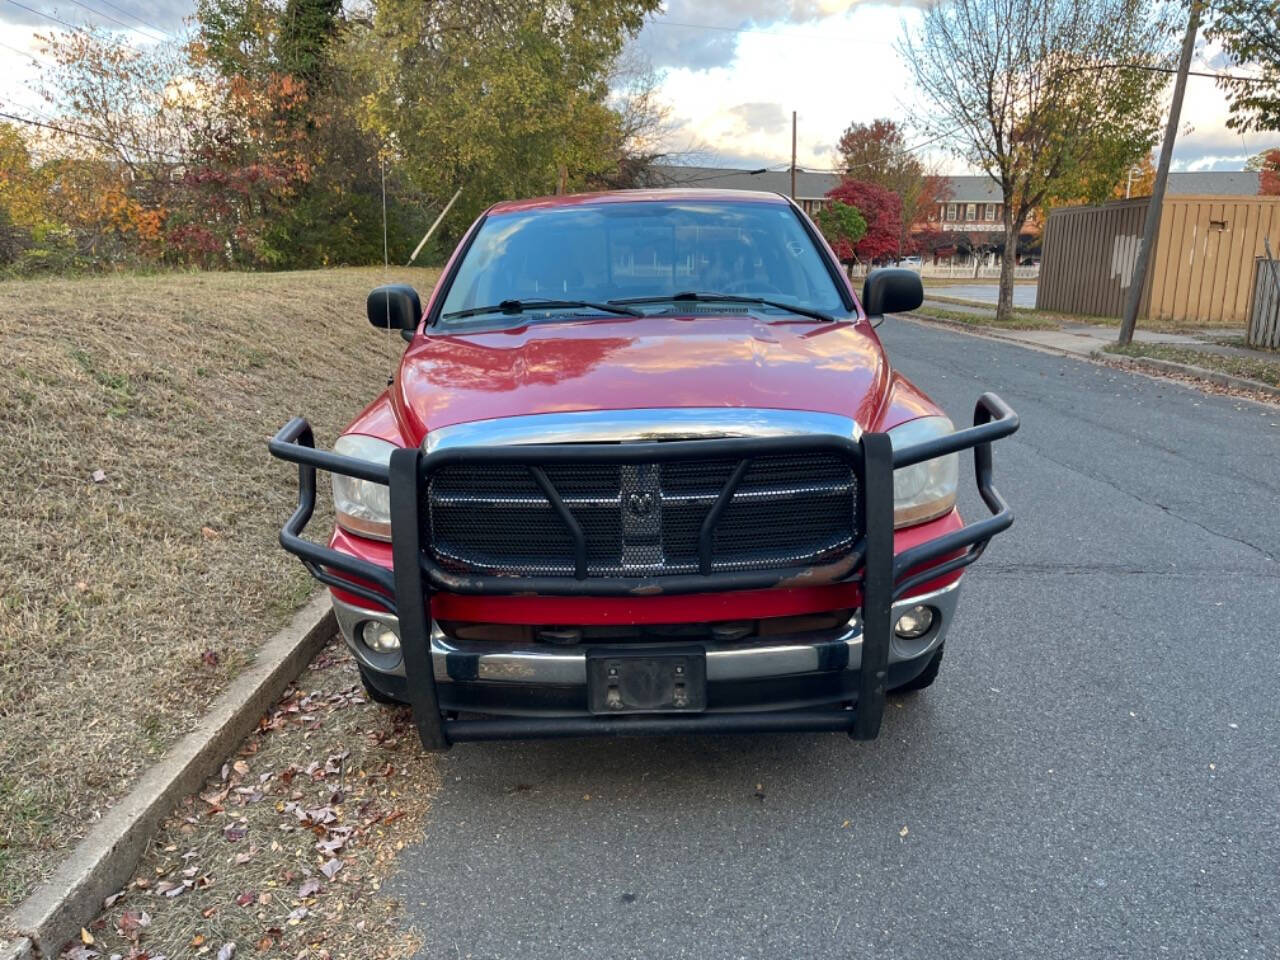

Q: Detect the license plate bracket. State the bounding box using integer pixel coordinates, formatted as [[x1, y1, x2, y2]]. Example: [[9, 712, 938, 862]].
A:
[[586, 647, 707, 715]]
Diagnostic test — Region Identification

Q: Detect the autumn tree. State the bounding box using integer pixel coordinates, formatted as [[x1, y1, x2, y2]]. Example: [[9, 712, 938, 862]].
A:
[[194, 0, 424, 268], [836, 119, 949, 258], [0, 124, 67, 269], [902, 0, 1174, 322], [825, 180, 902, 263], [1207, 0, 1280, 133], [350, 0, 660, 234], [813, 200, 867, 274]]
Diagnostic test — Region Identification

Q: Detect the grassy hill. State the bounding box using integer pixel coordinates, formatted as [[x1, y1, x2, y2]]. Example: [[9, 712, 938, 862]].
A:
[[0, 265, 438, 908]]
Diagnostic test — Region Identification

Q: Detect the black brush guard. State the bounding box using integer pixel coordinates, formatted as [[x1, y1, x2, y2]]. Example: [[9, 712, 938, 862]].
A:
[[269, 394, 1018, 750]]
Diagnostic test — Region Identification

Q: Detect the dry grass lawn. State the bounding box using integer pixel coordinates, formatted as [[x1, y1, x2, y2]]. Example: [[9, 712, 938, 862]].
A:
[[0, 266, 438, 910]]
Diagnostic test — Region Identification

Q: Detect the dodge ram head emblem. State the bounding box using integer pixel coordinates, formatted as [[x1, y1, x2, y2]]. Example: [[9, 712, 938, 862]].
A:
[[626, 491, 655, 516]]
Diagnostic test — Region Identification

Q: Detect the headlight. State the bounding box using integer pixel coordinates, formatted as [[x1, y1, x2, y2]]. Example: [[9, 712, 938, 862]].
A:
[[332, 435, 395, 541], [887, 416, 959, 528]]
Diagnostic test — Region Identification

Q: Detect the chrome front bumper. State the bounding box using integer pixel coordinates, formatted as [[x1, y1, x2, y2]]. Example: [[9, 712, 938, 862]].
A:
[[332, 580, 960, 688]]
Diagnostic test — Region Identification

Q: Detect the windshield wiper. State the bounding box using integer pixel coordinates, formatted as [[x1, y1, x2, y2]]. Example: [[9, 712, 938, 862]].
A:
[[442, 298, 643, 320], [610, 292, 834, 323]]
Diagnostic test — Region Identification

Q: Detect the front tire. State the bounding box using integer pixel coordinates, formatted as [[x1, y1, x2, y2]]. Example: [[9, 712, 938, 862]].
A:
[[891, 643, 944, 693], [359, 665, 407, 706]]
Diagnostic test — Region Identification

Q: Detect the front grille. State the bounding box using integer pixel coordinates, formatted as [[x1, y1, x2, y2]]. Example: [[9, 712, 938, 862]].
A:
[[426, 451, 860, 579]]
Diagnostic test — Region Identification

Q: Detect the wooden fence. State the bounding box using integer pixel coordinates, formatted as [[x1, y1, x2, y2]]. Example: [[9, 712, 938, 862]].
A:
[[1038, 194, 1280, 326], [1248, 256, 1280, 349]]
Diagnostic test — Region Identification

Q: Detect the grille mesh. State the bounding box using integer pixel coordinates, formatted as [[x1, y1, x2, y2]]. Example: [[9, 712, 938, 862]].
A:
[[426, 452, 859, 579]]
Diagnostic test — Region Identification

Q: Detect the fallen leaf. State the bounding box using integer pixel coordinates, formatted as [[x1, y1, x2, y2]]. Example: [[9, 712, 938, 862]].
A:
[[63, 947, 99, 960], [286, 906, 308, 925], [899, 826, 909, 838], [319, 858, 343, 880], [234, 851, 254, 865], [216, 943, 236, 960], [119, 910, 151, 940], [232, 760, 250, 777], [223, 823, 248, 842], [299, 878, 322, 899], [234, 891, 255, 907], [103, 891, 125, 909], [201, 526, 220, 540], [202, 649, 220, 667], [190, 934, 206, 948], [91, 469, 107, 483], [82, 927, 96, 945]]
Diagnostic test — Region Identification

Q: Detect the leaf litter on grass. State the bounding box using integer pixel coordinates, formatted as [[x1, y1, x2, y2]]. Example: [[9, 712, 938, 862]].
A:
[[62, 640, 440, 960]]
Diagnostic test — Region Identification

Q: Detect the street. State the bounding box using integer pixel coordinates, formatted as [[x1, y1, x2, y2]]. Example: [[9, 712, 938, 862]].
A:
[[390, 319, 1280, 960], [929, 281, 1039, 308]]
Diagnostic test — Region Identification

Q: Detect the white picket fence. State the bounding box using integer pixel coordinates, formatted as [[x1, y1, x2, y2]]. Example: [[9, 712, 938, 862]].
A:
[[847, 263, 1040, 281]]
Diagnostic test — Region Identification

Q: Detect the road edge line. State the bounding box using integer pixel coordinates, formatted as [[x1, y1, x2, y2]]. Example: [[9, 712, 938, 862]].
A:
[[4, 593, 334, 959]]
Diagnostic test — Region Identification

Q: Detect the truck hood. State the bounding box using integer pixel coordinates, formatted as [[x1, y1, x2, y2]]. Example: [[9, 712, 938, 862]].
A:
[[395, 314, 911, 445]]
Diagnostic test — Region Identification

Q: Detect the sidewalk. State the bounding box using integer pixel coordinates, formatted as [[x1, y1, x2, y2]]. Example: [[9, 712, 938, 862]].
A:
[[996, 321, 1203, 358], [912, 297, 1280, 401]]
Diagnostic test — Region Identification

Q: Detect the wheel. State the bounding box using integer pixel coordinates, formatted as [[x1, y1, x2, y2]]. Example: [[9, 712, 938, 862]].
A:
[[892, 643, 944, 693], [359, 665, 407, 706]]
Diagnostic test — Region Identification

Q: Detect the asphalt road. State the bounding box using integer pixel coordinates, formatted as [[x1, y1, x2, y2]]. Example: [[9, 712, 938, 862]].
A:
[[392, 318, 1280, 960], [931, 282, 1038, 308]]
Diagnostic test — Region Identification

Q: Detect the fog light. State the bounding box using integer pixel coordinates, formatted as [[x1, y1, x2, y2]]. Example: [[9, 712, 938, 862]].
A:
[[894, 605, 934, 639], [360, 620, 401, 654]]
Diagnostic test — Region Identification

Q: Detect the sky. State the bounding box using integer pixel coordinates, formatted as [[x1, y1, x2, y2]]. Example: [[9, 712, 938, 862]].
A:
[[0, 0, 1268, 175]]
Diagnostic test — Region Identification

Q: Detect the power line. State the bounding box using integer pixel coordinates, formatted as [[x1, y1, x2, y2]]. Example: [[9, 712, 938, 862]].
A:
[[90, 0, 176, 40], [61, 0, 170, 41], [0, 109, 191, 161], [1065, 61, 1272, 84], [647, 17, 892, 47], [0, 37, 49, 64], [4, 0, 82, 32]]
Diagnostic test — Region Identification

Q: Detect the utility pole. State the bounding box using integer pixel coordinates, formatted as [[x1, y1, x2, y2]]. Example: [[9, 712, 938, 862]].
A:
[[1118, 0, 1202, 345], [790, 111, 797, 200]]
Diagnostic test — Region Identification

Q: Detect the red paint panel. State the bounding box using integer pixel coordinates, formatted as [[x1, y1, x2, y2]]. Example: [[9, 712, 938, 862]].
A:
[[395, 314, 893, 445], [326, 512, 964, 623]]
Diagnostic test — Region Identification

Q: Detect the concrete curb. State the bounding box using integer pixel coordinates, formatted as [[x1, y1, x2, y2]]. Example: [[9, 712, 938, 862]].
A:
[[901, 313, 1074, 359], [1100, 353, 1280, 401], [4, 594, 335, 959]]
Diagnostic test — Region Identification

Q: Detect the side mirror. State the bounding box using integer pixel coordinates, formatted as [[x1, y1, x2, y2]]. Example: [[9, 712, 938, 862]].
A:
[[367, 284, 422, 342], [861, 268, 923, 326]]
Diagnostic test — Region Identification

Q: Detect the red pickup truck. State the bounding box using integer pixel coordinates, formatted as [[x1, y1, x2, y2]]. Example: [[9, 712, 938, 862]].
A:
[[271, 189, 1018, 750]]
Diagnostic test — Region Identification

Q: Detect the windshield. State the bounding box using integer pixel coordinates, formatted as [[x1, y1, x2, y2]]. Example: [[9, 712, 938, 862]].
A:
[[438, 201, 847, 323]]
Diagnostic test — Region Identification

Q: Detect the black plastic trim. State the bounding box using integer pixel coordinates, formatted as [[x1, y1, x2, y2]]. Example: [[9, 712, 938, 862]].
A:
[[267, 393, 1020, 748]]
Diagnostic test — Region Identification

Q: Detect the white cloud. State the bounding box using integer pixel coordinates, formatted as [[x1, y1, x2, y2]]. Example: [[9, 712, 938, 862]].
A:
[[642, 5, 1254, 177]]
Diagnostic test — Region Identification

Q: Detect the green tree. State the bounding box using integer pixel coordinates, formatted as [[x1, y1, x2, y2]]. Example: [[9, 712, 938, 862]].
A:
[[814, 200, 868, 274], [902, 0, 1175, 323], [350, 0, 660, 233], [1207, 0, 1280, 133]]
